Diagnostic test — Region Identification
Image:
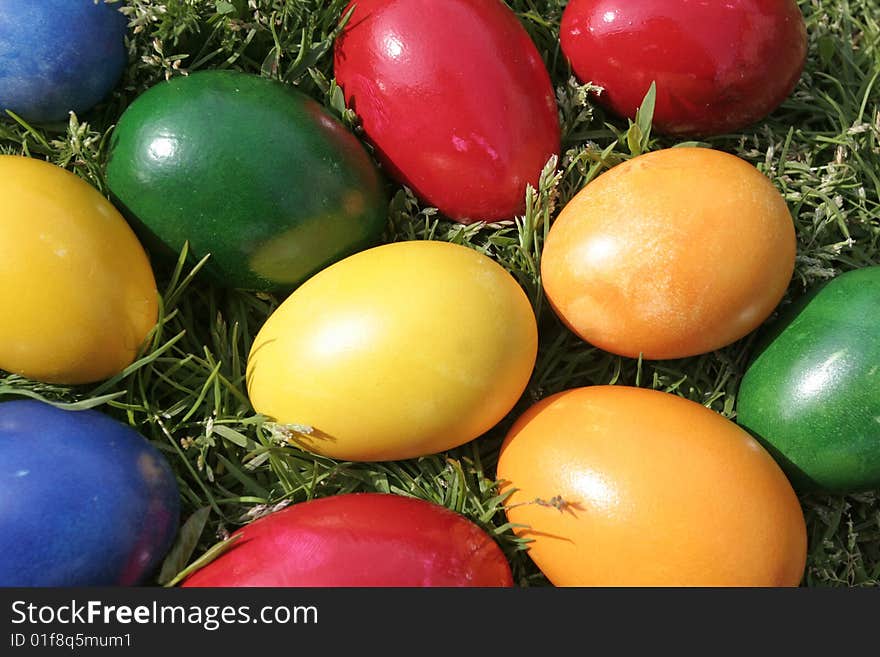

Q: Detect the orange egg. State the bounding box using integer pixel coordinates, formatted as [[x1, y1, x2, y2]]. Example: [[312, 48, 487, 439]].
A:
[[541, 147, 796, 359], [497, 386, 807, 587]]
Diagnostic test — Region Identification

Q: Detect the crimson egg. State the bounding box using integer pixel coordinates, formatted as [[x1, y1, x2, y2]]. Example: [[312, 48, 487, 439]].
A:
[[560, 0, 807, 136]]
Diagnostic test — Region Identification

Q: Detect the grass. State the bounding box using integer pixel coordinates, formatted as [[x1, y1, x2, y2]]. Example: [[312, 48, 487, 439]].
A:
[[1, 0, 878, 587]]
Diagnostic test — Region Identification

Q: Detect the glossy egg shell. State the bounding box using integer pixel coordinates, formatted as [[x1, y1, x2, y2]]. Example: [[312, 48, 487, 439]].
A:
[[106, 70, 386, 292], [541, 148, 796, 360], [738, 267, 880, 493], [0, 0, 127, 123], [247, 241, 538, 461], [0, 156, 158, 384], [0, 400, 180, 586], [497, 386, 807, 586], [560, 0, 807, 136], [334, 0, 560, 223], [182, 493, 512, 587]]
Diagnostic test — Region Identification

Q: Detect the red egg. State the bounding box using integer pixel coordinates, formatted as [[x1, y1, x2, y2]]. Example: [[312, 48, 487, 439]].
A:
[[334, 0, 560, 223], [560, 0, 807, 136], [182, 494, 513, 587]]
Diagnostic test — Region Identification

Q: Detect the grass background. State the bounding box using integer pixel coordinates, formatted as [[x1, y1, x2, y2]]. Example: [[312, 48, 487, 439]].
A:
[[1, 0, 878, 586]]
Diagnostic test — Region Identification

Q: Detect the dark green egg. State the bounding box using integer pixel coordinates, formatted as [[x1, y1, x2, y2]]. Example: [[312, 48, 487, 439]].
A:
[[737, 266, 880, 493], [106, 70, 386, 291]]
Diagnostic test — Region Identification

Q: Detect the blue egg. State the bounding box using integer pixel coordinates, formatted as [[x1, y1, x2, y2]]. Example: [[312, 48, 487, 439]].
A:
[[0, 0, 128, 123], [0, 400, 179, 586]]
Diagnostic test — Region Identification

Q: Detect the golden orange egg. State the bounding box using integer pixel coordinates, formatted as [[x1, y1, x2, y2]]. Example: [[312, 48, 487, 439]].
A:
[[541, 147, 796, 359], [497, 386, 807, 586]]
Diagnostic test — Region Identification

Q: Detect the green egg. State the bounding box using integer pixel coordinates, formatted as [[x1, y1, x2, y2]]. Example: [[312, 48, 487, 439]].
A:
[[737, 266, 880, 493], [106, 70, 386, 291]]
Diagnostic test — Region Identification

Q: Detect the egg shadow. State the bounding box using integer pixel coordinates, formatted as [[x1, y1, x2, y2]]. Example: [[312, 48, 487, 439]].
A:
[[503, 489, 586, 544], [284, 426, 339, 451], [109, 191, 205, 275], [746, 280, 830, 366], [244, 338, 278, 391], [739, 424, 822, 493]]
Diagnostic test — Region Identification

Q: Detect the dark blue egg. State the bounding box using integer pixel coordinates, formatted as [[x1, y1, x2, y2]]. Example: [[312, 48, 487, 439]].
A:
[[0, 0, 128, 123], [0, 400, 179, 586]]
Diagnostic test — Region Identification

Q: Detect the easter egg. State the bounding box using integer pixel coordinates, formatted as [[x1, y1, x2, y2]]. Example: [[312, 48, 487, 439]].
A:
[[0, 400, 180, 586], [334, 0, 560, 223], [0, 0, 128, 123], [738, 267, 880, 493], [182, 493, 512, 587], [106, 70, 386, 292], [497, 386, 807, 586], [247, 241, 538, 461], [560, 0, 807, 136], [0, 156, 158, 384], [541, 148, 796, 360]]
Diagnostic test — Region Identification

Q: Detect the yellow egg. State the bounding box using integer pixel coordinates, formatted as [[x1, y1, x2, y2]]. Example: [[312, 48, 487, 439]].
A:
[[247, 241, 538, 461], [0, 157, 158, 384]]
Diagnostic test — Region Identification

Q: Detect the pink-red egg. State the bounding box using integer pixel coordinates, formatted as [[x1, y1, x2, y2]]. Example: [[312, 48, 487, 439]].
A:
[[182, 494, 513, 587], [334, 0, 560, 222]]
